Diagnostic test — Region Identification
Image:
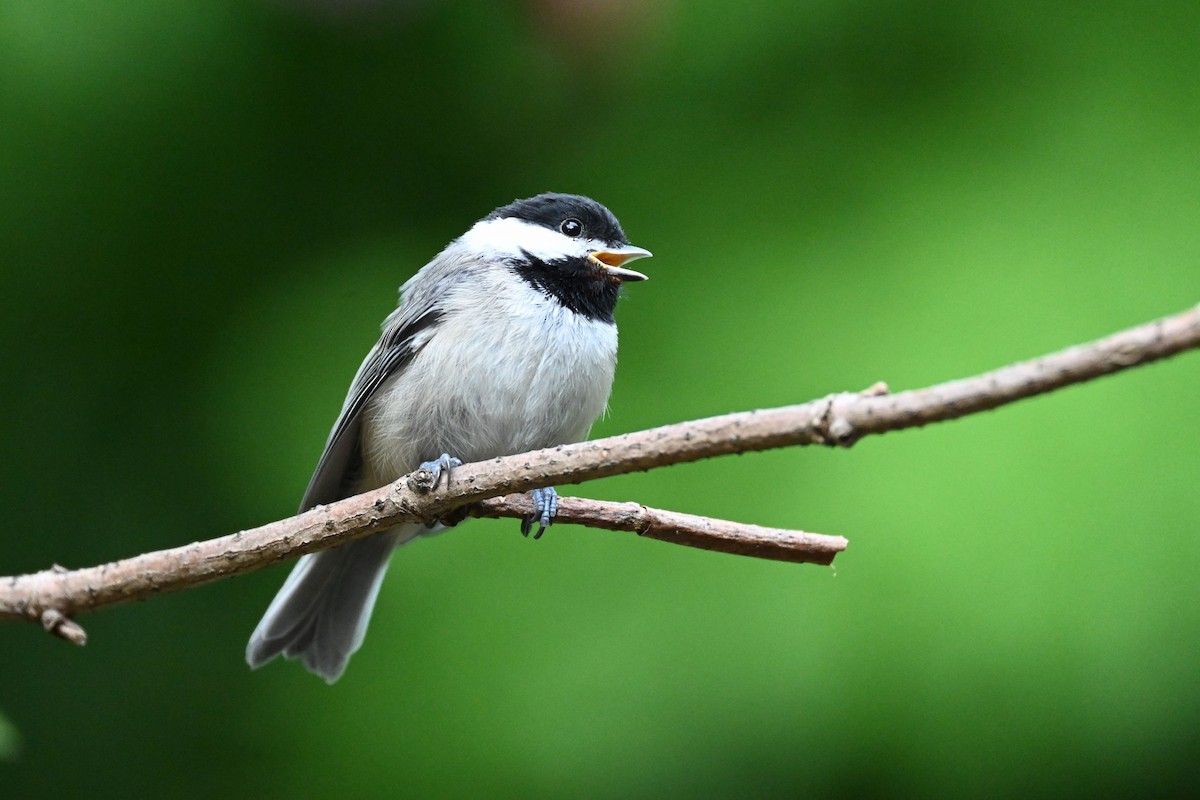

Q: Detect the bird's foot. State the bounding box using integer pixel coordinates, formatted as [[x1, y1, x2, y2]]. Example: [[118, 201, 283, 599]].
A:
[[520, 487, 559, 540], [416, 453, 462, 490], [414, 453, 466, 529]]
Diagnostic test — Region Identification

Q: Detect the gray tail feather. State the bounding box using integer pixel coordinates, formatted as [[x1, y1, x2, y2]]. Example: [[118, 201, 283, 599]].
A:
[[245, 527, 415, 683]]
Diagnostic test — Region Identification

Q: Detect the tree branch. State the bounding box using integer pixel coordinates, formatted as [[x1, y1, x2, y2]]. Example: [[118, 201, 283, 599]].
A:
[[2, 303, 1197, 642]]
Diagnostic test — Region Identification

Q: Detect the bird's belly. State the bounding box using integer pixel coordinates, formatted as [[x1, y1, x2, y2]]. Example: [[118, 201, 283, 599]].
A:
[[360, 301, 618, 485]]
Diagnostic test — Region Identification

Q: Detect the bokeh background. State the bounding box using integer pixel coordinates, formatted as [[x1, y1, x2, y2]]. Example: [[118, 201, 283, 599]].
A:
[[2, 1, 1198, 796]]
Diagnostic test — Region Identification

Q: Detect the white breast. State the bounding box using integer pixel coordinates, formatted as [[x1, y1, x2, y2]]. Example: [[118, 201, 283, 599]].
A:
[[359, 267, 619, 486]]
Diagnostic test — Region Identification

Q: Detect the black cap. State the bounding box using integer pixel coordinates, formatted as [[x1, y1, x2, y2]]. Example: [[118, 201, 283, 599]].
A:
[[486, 193, 628, 246]]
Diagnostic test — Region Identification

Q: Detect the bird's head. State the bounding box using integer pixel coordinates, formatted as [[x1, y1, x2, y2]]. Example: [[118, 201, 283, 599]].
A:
[[464, 192, 651, 284]]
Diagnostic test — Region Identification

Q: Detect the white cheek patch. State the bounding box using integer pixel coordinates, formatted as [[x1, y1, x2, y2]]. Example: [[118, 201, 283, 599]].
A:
[[459, 217, 591, 263]]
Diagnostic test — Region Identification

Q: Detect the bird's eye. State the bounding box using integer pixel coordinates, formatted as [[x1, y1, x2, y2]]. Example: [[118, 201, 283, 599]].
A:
[[560, 218, 583, 238]]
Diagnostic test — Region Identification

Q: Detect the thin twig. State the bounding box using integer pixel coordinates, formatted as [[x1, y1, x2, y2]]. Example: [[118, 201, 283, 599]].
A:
[[0, 303, 1197, 642], [474, 496, 847, 564]]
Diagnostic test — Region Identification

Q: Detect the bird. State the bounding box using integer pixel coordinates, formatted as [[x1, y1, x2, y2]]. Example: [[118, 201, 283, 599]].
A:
[[245, 193, 651, 683]]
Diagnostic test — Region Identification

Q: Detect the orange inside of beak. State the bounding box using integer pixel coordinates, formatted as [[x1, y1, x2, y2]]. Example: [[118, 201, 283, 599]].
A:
[[590, 251, 633, 268]]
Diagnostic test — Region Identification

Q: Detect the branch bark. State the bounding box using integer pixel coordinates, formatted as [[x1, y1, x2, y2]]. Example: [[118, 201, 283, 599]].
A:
[[2, 303, 1197, 642]]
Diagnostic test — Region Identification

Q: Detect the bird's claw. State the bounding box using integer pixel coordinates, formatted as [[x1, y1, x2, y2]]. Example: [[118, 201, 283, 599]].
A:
[[414, 453, 465, 529], [521, 487, 558, 540], [417, 453, 462, 490]]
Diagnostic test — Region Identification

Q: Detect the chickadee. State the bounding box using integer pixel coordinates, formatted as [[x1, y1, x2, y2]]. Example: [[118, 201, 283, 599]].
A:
[[246, 193, 651, 683]]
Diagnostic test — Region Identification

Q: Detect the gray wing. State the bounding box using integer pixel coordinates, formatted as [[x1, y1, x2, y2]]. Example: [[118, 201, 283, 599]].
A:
[[297, 306, 443, 511]]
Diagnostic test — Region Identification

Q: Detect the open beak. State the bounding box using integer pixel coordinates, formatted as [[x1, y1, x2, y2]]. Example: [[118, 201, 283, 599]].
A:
[[588, 244, 652, 282]]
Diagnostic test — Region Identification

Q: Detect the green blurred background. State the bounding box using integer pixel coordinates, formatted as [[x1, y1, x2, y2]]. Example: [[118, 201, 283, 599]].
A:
[[2, 0, 1198, 796]]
